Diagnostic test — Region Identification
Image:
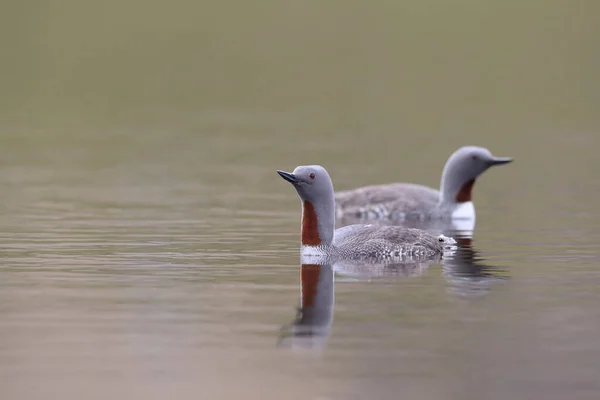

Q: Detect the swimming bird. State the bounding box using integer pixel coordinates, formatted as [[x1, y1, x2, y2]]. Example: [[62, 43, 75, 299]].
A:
[[277, 165, 456, 261], [335, 146, 513, 222]]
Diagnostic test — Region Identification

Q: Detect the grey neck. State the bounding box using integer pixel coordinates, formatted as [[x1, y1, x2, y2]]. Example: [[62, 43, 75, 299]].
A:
[[310, 191, 336, 247], [439, 161, 468, 204]]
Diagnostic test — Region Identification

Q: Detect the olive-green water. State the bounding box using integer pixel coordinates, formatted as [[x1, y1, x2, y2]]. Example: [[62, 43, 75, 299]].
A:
[[1, 1, 600, 399]]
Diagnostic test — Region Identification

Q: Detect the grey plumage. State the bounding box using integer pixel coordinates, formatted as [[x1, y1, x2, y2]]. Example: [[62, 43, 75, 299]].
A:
[[334, 146, 513, 221], [277, 165, 457, 263], [335, 183, 446, 220], [332, 224, 451, 260]]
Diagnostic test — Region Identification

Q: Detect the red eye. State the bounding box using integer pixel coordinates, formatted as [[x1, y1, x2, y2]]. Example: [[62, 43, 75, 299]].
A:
[[309, 172, 316, 179], [472, 155, 478, 160]]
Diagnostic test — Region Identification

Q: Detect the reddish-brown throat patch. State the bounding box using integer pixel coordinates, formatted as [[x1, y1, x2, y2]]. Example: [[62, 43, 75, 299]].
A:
[[456, 237, 472, 247], [301, 201, 322, 246], [455, 179, 475, 203], [301, 264, 321, 307]]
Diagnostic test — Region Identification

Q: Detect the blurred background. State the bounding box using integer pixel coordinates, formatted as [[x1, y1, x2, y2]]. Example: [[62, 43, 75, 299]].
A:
[[1, 1, 599, 399]]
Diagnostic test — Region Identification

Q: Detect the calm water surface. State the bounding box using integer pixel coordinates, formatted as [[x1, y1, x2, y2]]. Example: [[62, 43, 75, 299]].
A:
[[2, 1, 600, 399], [2, 128, 599, 400]]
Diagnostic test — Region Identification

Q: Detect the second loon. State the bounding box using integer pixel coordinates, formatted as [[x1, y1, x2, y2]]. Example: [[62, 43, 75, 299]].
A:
[[335, 145, 513, 222]]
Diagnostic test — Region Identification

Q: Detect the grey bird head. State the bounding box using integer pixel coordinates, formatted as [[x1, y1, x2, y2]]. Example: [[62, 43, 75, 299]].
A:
[[277, 165, 337, 247], [277, 165, 334, 204], [440, 146, 513, 203]]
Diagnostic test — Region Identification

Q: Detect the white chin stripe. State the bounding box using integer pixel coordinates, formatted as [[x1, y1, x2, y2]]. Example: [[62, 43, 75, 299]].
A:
[[301, 245, 327, 257]]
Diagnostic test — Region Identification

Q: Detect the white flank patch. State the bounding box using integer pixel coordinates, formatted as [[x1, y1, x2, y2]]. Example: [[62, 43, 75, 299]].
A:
[[450, 201, 475, 232], [451, 201, 475, 220]]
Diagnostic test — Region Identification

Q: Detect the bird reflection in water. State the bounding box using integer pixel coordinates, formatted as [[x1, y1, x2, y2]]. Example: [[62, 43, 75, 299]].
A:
[[278, 263, 335, 351], [332, 255, 442, 280], [339, 212, 510, 296], [277, 255, 442, 351], [441, 229, 509, 298], [277, 226, 508, 350]]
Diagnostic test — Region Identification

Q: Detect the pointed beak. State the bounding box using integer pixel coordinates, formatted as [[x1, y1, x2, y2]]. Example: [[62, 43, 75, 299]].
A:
[[277, 170, 299, 185], [489, 156, 513, 166]]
